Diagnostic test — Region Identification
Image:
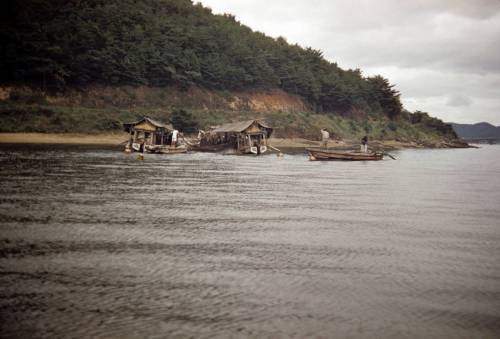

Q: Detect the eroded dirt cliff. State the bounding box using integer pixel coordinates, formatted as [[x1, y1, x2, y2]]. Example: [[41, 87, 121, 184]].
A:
[[1, 85, 309, 113]]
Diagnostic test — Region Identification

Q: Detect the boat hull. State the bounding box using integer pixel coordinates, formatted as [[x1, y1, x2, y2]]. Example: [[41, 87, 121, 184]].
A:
[[307, 148, 383, 161], [191, 143, 268, 155], [128, 143, 187, 154], [146, 145, 187, 154]]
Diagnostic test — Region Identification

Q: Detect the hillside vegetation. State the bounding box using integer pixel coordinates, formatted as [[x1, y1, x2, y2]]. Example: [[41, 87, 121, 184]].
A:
[[0, 0, 460, 145]]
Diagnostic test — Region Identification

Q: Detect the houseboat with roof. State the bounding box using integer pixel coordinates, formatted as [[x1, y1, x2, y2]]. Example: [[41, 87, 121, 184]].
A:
[[194, 119, 273, 155], [123, 117, 187, 154]]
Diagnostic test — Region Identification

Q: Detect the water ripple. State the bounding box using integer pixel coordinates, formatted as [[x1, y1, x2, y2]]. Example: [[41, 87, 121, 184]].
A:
[[1, 144, 500, 338]]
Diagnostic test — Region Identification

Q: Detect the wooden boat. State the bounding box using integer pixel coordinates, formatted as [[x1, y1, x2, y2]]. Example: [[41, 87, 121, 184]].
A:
[[192, 119, 273, 155], [123, 117, 187, 154], [143, 144, 187, 154], [307, 148, 383, 161]]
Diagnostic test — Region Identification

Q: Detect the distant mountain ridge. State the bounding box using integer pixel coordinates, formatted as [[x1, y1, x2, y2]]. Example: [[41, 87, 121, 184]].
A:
[[451, 122, 500, 140]]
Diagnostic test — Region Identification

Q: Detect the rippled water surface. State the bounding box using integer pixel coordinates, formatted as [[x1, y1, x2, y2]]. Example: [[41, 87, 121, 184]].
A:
[[1, 144, 500, 338]]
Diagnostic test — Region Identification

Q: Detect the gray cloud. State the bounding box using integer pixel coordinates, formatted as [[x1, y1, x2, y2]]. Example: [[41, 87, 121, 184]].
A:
[[199, 0, 500, 124], [447, 95, 472, 107]]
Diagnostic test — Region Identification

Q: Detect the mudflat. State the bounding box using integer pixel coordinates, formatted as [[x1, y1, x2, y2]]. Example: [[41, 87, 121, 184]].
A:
[[0, 132, 466, 150], [0, 132, 128, 145]]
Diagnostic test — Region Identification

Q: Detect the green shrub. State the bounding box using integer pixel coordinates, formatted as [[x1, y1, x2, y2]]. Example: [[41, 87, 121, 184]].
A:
[[388, 121, 398, 131], [170, 109, 199, 133], [349, 120, 359, 132], [363, 122, 372, 133], [97, 118, 122, 130]]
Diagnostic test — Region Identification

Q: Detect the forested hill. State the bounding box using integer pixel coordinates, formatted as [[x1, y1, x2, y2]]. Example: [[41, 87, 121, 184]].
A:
[[1, 0, 402, 117]]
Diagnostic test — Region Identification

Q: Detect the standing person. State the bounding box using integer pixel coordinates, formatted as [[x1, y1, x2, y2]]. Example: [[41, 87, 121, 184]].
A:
[[137, 139, 145, 160], [361, 135, 368, 153], [171, 129, 179, 147], [321, 128, 330, 149]]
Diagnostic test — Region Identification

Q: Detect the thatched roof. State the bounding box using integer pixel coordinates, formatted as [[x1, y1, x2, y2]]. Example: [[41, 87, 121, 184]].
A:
[[123, 117, 174, 132], [212, 119, 272, 134]]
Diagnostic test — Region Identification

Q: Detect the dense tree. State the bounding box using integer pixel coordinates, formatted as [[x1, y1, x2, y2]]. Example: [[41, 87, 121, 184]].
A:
[[409, 110, 457, 138], [366, 75, 403, 118], [170, 109, 198, 133], [0, 0, 402, 118]]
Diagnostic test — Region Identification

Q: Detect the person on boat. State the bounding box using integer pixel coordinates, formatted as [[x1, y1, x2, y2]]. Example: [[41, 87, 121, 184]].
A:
[[361, 135, 368, 153], [171, 129, 179, 147], [321, 128, 330, 149], [253, 139, 261, 155]]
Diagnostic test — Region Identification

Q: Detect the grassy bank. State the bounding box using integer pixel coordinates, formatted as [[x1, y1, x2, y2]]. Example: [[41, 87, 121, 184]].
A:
[[0, 88, 466, 147], [0, 100, 463, 146]]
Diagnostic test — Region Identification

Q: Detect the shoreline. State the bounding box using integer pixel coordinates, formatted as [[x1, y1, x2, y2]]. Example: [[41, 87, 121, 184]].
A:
[[0, 132, 470, 150], [0, 132, 129, 145]]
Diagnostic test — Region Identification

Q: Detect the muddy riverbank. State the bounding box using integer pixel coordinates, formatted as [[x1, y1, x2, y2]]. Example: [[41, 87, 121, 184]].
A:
[[0, 132, 469, 150]]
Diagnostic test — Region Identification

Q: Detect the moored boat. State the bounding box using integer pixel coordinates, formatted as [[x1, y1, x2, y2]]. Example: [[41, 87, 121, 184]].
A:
[[143, 144, 187, 154], [307, 148, 383, 161], [192, 119, 273, 155], [123, 117, 187, 154]]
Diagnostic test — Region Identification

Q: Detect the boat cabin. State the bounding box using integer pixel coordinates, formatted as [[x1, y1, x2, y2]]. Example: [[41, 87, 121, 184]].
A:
[[123, 117, 186, 154], [199, 119, 273, 154]]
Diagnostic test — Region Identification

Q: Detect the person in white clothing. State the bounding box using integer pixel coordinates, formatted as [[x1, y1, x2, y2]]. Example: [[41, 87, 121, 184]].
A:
[[320, 128, 330, 149], [171, 129, 179, 147], [361, 135, 368, 153]]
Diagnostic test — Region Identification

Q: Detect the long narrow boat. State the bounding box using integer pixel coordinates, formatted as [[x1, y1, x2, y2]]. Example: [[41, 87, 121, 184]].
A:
[[143, 144, 187, 154], [307, 148, 383, 161]]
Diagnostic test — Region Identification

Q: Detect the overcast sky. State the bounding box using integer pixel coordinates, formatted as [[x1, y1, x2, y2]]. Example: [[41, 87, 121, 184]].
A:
[[198, 0, 500, 125]]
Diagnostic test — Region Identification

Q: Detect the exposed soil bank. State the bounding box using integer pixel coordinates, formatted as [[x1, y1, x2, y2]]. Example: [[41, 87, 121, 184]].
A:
[[0, 133, 470, 150], [0, 85, 459, 143], [1, 85, 308, 112]]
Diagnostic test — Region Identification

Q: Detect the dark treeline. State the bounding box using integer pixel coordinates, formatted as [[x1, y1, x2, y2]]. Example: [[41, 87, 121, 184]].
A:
[[1, 0, 403, 117]]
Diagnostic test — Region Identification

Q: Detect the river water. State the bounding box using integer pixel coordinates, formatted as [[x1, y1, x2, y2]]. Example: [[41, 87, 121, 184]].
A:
[[1, 144, 499, 338]]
